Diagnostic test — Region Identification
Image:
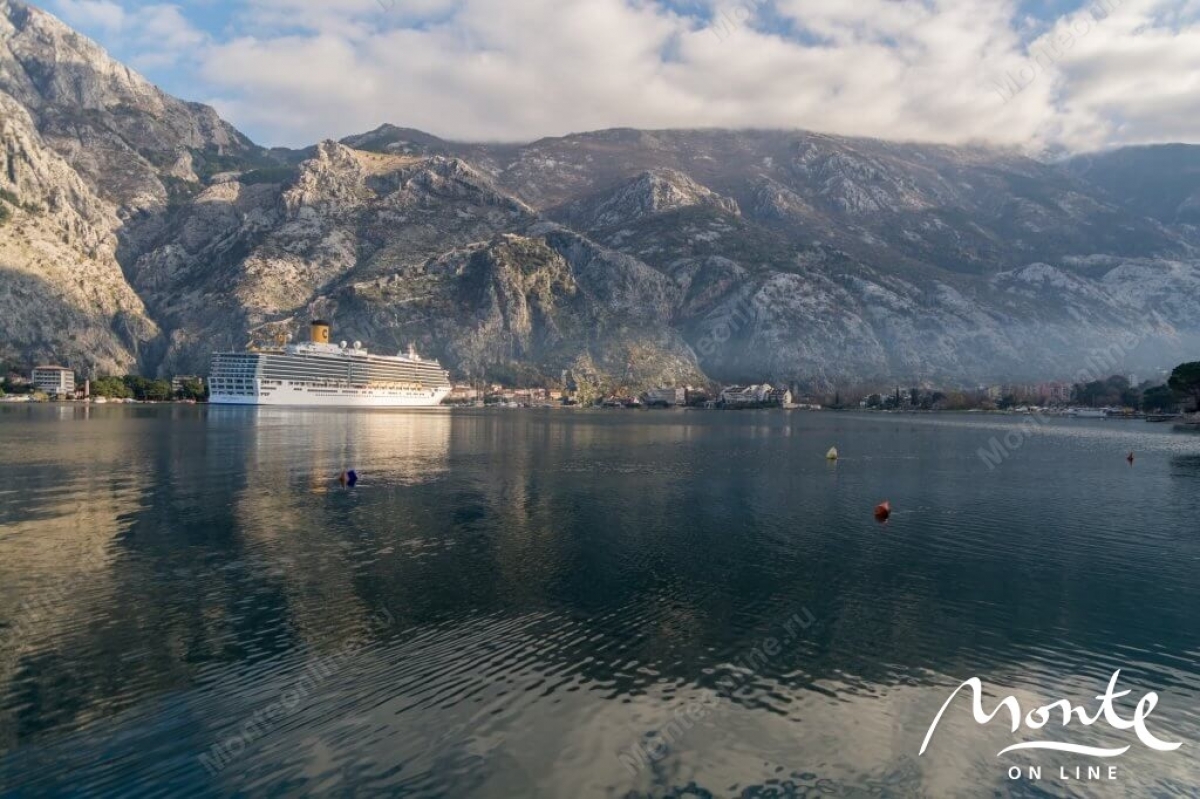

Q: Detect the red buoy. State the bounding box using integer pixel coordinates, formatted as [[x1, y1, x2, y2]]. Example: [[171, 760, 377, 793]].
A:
[[874, 500, 892, 521], [1127, 451, 1135, 465]]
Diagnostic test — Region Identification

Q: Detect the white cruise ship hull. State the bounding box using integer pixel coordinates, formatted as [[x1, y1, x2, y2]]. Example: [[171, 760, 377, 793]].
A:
[[210, 380, 451, 407], [209, 325, 453, 409]]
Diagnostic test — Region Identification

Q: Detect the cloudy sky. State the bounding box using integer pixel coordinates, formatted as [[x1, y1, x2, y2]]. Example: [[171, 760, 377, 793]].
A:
[[45, 0, 1200, 152]]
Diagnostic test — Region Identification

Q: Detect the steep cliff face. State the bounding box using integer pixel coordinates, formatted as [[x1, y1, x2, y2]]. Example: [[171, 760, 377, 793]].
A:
[[127, 141, 540, 375], [0, 82, 157, 374], [0, 0, 260, 217], [326, 230, 703, 388], [532, 151, 1200, 385], [0, 0, 253, 375], [1, 0, 1198, 389]]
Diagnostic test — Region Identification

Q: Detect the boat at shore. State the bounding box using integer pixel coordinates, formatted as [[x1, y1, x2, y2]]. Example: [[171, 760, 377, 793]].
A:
[[209, 321, 451, 407], [1066, 408, 1109, 419]]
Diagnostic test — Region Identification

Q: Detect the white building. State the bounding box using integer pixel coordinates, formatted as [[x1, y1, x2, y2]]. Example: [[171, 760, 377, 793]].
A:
[[719, 384, 794, 407], [32, 366, 74, 397], [767, 387, 794, 407], [720, 384, 769, 405], [644, 387, 686, 406]]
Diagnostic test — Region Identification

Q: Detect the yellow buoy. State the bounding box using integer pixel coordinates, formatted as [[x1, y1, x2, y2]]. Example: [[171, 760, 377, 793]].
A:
[[826, 447, 839, 461]]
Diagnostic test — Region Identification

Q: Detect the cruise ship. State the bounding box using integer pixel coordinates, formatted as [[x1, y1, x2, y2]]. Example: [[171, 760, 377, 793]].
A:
[[209, 321, 452, 407]]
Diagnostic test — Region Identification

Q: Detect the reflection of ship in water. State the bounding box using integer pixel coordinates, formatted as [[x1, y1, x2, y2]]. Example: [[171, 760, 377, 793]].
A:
[[209, 406, 453, 489], [212, 408, 454, 646]]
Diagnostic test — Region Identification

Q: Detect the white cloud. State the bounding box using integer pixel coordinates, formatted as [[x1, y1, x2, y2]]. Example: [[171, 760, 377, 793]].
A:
[[50, 0, 1200, 151], [1022, 0, 1200, 148], [53, 1, 208, 68], [54, 0, 126, 31]]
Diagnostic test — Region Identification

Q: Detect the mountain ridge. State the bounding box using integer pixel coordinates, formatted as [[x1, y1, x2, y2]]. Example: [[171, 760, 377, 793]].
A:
[[2, 0, 1199, 390]]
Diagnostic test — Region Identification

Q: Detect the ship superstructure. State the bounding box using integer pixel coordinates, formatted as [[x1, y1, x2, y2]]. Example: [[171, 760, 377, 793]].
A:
[[209, 321, 452, 407]]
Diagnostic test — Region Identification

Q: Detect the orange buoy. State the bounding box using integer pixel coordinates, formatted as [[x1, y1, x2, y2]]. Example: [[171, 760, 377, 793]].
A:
[[874, 500, 891, 521]]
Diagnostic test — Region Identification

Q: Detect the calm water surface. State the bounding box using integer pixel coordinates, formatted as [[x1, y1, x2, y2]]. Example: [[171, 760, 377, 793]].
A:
[[1, 405, 1200, 797]]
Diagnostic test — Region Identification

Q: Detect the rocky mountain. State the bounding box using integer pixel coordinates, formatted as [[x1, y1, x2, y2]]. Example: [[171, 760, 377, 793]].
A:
[[0, 0, 264, 373], [0, 62, 157, 374], [1, 0, 1199, 391], [1067, 144, 1200, 226]]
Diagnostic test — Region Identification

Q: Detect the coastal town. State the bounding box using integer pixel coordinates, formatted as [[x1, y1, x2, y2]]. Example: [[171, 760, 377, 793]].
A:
[[5, 360, 1199, 425]]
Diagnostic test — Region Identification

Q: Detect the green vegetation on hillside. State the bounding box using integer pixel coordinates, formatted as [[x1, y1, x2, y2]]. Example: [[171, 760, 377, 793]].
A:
[[239, 166, 297, 185], [191, 145, 284, 181], [1071, 375, 1140, 408], [175, 377, 207, 401], [90, 376, 132, 399], [1142, 384, 1178, 413], [91, 376, 173, 401], [125, 376, 172, 402], [90, 375, 207, 401], [163, 176, 203, 207], [1, 187, 41, 211], [0, 187, 44, 222], [1169, 362, 1200, 411]]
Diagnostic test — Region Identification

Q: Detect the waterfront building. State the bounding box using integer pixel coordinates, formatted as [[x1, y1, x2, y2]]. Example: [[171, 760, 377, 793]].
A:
[[719, 385, 755, 405], [446, 386, 481, 404], [1034, 382, 1073, 404], [644, 387, 687, 407], [720, 384, 787, 406], [766, 387, 794, 407], [32, 366, 74, 397]]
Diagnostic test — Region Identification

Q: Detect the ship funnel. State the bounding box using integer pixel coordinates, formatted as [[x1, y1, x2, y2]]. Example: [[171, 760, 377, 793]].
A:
[[310, 320, 331, 344]]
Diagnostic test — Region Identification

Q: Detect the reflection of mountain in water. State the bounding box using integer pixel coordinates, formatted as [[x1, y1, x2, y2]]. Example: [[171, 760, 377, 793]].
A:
[[0, 407, 157, 746], [4, 409, 1200, 796]]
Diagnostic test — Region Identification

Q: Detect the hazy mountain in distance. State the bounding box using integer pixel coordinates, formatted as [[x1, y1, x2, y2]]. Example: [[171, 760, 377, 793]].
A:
[[1067, 144, 1200, 226]]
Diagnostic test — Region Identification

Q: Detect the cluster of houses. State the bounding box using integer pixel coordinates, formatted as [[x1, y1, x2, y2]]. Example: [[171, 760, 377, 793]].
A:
[[983, 382, 1076, 404], [442, 382, 803, 409], [444, 385, 564, 406], [12, 362, 802, 412], [642, 384, 798, 408], [14, 357, 801, 410]]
